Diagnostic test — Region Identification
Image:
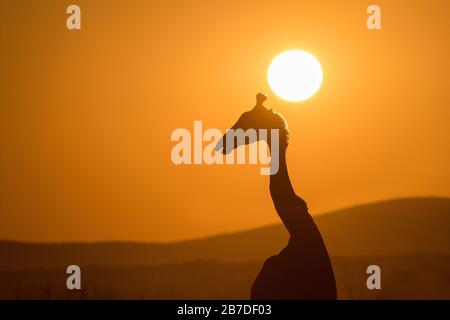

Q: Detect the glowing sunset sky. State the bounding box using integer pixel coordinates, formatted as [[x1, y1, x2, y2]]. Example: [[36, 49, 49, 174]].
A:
[[1, 0, 449, 242]]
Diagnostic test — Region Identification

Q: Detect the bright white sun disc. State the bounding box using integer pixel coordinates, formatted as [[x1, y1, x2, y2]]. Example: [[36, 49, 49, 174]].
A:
[[268, 50, 323, 102]]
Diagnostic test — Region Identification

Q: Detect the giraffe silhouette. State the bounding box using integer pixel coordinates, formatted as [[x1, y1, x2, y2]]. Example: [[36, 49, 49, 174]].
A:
[[216, 93, 337, 300]]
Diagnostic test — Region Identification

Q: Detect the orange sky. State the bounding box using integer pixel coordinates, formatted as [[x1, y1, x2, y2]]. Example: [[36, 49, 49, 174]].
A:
[[1, 0, 449, 242]]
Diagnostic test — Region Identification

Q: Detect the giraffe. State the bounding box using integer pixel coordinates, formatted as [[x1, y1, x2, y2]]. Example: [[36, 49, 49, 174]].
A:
[[217, 93, 337, 299]]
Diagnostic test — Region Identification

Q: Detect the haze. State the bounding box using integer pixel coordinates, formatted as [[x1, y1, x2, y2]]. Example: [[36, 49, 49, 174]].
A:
[[1, 0, 449, 242]]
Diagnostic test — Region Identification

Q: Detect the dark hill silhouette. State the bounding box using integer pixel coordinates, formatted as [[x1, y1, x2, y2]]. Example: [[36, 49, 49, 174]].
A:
[[2, 254, 450, 299], [0, 197, 449, 272]]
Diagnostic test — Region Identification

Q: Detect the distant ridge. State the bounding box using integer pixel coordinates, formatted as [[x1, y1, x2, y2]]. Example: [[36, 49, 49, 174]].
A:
[[1, 197, 449, 271]]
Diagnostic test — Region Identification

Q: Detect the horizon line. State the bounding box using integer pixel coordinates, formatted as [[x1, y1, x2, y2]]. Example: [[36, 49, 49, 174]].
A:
[[1, 195, 448, 245]]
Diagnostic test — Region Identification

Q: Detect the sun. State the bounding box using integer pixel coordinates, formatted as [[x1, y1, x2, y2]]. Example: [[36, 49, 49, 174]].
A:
[[268, 50, 323, 102]]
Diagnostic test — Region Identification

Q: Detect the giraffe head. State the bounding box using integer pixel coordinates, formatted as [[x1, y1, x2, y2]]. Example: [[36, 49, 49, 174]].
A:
[[216, 93, 290, 154]]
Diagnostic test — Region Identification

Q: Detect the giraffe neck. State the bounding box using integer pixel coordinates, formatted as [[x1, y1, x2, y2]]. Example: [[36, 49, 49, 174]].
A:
[[269, 146, 295, 200], [269, 144, 313, 238]]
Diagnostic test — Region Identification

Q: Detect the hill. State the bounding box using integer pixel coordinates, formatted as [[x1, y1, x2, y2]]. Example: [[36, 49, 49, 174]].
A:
[[0, 197, 449, 271], [2, 254, 450, 299]]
